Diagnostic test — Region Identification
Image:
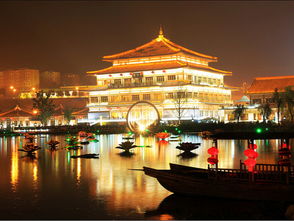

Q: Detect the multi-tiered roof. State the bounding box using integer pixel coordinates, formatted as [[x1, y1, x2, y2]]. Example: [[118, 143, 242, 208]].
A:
[[88, 28, 231, 76]]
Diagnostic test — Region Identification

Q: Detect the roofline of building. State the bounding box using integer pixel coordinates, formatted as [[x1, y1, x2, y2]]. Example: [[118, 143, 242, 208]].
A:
[[87, 62, 232, 75], [254, 75, 294, 80], [103, 35, 218, 61]]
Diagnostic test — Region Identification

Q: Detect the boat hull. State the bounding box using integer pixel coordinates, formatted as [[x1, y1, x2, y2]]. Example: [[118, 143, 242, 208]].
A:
[[144, 166, 294, 201]]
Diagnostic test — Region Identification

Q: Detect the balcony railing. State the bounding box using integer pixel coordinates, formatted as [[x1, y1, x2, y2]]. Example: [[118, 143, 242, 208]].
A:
[[108, 82, 160, 89]]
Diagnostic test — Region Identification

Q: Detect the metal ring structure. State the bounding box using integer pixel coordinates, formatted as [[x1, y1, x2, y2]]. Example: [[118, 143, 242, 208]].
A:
[[126, 101, 161, 133]]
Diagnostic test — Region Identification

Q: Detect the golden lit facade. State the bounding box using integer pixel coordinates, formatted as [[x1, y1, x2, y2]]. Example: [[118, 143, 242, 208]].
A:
[[87, 30, 233, 123]]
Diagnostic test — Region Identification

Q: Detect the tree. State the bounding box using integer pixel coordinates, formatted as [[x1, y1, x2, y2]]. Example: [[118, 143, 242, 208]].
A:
[[272, 88, 284, 123], [32, 90, 55, 126], [233, 104, 246, 123], [172, 86, 188, 125], [64, 108, 74, 125], [284, 86, 294, 122], [258, 102, 272, 122]]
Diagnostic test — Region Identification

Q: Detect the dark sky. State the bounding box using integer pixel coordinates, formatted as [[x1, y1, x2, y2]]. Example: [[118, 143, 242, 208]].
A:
[[1, 1, 294, 87]]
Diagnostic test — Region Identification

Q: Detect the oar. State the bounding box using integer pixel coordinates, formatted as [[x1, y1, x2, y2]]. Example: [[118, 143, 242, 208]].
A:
[[128, 168, 144, 171]]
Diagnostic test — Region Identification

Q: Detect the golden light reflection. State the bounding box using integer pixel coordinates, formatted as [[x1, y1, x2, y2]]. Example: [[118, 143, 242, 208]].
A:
[[10, 145, 18, 190], [159, 214, 174, 220], [3, 134, 289, 219], [33, 163, 38, 183], [77, 158, 81, 182]]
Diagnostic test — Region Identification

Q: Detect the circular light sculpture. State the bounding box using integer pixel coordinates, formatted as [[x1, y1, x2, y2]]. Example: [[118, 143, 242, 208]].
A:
[[126, 101, 160, 134]]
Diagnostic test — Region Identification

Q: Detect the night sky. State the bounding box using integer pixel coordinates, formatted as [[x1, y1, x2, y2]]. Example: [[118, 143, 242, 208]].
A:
[[1, 1, 294, 87]]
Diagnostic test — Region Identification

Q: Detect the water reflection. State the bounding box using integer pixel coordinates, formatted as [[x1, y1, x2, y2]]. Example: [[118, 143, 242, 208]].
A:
[[145, 194, 289, 220], [10, 143, 18, 190], [0, 134, 293, 219]]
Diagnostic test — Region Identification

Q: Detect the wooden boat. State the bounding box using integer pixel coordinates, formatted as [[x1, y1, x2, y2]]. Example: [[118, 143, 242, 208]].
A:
[[116, 141, 137, 152], [19, 143, 41, 155], [176, 142, 200, 152], [143, 162, 294, 201], [47, 140, 60, 150]]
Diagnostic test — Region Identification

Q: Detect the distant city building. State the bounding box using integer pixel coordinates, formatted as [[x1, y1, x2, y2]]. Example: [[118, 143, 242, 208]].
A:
[[61, 73, 81, 86], [0, 68, 39, 95], [86, 29, 233, 124], [40, 71, 61, 89]]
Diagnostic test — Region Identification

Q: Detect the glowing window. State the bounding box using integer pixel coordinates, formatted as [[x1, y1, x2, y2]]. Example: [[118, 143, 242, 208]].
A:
[[168, 75, 176, 80], [143, 94, 151, 100], [101, 96, 108, 102], [90, 97, 98, 103], [157, 76, 164, 82], [132, 95, 140, 101]]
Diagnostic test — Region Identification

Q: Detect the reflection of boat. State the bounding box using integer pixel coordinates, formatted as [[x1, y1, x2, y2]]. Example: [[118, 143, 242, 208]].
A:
[[145, 194, 288, 220], [71, 153, 99, 159], [80, 141, 90, 145], [177, 152, 197, 159], [176, 142, 200, 152], [143, 163, 294, 201], [279, 148, 291, 156], [118, 151, 135, 157]]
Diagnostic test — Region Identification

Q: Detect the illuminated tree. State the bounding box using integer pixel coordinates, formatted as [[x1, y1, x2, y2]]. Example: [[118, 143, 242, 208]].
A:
[[283, 86, 294, 122], [258, 102, 272, 122], [272, 88, 284, 123], [32, 90, 55, 126], [64, 108, 74, 125], [172, 86, 188, 125], [233, 104, 246, 123]]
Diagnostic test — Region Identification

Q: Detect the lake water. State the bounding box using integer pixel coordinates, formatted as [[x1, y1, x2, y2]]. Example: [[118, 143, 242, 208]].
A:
[[0, 134, 293, 219]]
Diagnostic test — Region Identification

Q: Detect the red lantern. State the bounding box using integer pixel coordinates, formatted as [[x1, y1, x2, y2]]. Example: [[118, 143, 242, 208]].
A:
[[207, 157, 218, 165], [207, 147, 219, 155], [109, 74, 112, 77], [130, 73, 133, 75], [249, 144, 258, 149], [159, 140, 169, 145], [244, 149, 258, 158], [244, 158, 256, 167], [163, 70, 166, 73], [155, 132, 170, 139], [282, 143, 287, 148]]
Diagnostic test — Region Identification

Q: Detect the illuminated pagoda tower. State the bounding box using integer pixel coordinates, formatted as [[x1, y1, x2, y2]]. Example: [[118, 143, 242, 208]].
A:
[[87, 28, 233, 124]]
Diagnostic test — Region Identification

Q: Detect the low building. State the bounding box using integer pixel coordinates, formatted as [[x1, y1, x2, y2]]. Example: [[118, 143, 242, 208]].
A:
[[247, 76, 294, 104], [0, 98, 89, 128], [220, 75, 294, 123], [0, 105, 38, 129]]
